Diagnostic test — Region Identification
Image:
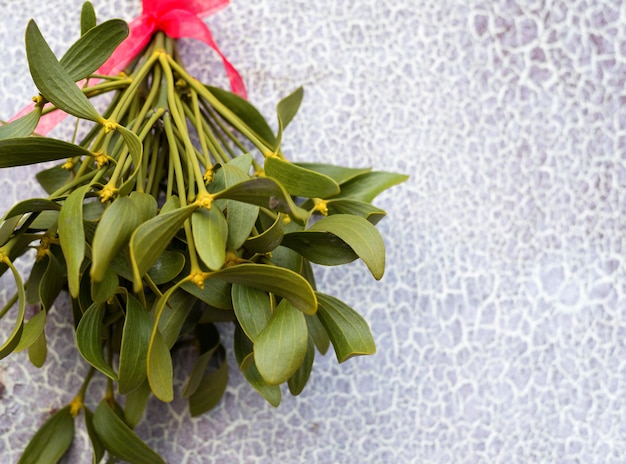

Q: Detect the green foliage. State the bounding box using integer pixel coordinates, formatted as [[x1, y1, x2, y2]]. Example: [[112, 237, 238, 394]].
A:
[[18, 406, 74, 464], [1, 6, 406, 462]]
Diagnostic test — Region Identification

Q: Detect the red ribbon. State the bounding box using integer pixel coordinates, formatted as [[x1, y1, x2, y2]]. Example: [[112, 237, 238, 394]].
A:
[[101, 0, 246, 97], [10, 0, 246, 134]]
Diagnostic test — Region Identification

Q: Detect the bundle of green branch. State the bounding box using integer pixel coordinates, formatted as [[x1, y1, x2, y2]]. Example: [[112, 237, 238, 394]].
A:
[[0, 4, 406, 462]]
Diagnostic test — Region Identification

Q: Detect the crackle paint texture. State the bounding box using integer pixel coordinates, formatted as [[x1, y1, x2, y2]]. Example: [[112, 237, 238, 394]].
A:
[[1, 0, 625, 462]]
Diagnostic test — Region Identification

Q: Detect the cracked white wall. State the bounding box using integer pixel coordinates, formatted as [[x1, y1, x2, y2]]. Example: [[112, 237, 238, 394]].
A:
[[1, 0, 625, 462]]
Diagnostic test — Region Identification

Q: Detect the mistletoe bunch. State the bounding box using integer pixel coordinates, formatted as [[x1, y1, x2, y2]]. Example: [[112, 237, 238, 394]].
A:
[[0, 3, 406, 462]]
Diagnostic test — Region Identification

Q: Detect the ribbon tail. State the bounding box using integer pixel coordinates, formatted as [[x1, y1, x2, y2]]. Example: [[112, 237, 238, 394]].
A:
[[160, 10, 247, 99]]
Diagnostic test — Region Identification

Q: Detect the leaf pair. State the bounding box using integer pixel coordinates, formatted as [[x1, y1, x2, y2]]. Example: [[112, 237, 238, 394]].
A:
[[25, 18, 128, 122]]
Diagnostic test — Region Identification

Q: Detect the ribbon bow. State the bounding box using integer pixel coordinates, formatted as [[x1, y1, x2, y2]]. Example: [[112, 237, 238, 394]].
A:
[[10, 0, 246, 134], [102, 0, 246, 98]]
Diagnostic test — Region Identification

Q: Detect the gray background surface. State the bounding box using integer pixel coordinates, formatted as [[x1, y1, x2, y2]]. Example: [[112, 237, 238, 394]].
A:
[[1, 0, 626, 462]]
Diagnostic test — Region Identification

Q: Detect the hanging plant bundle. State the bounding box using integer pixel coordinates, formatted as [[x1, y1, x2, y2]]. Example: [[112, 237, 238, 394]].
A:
[[0, 1, 407, 462]]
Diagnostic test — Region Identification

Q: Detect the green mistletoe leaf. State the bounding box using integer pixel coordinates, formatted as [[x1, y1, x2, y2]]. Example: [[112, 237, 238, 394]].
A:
[[14, 309, 46, 352], [61, 19, 129, 81], [215, 177, 307, 220], [309, 214, 386, 280], [83, 407, 105, 464], [254, 299, 308, 385], [93, 400, 165, 464], [147, 283, 185, 402], [188, 355, 229, 417], [326, 198, 387, 224], [157, 289, 196, 349], [306, 313, 330, 355], [26, 20, 102, 122], [76, 303, 117, 380], [80, 2, 97, 35], [3, 198, 61, 220], [118, 294, 152, 394], [181, 277, 233, 310], [192, 207, 228, 271], [280, 230, 359, 266], [147, 328, 173, 402], [129, 204, 196, 292], [273, 86, 303, 151], [234, 325, 281, 406], [0, 137, 93, 168], [264, 156, 339, 198], [36, 164, 72, 195], [294, 162, 371, 185], [208, 264, 317, 315], [147, 251, 185, 285], [0, 259, 26, 360], [40, 253, 64, 311], [333, 171, 409, 202], [90, 266, 119, 303], [28, 328, 47, 368], [91, 196, 140, 282], [18, 405, 74, 464], [244, 212, 284, 254], [288, 337, 314, 396], [315, 292, 376, 362], [220, 164, 259, 251], [123, 380, 152, 430], [231, 284, 271, 342], [58, 184, 90, 298], [0, 106, 41, 140]]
